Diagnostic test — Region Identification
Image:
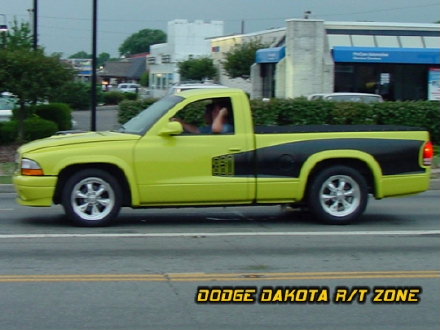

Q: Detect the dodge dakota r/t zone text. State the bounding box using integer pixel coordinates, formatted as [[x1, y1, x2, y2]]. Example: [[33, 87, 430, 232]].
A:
[[13, 88, 434, 226]]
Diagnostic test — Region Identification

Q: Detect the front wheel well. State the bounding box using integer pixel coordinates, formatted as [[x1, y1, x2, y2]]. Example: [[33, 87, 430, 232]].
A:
[[306, 158, 376, 195], [53, 163, 132, 206]]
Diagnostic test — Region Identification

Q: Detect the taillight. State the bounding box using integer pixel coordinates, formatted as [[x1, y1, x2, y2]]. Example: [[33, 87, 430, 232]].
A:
[[423, 141, 434, 166]]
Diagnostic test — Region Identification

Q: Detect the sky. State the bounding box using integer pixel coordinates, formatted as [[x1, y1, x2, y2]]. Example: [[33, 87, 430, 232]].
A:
[[1, 0, 439, 58]]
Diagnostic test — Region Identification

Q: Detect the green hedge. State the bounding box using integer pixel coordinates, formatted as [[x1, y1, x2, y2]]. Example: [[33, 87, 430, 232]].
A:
[[103, 91, 126, 105], [249, 99, 440, 144], [103, 91, 139, 105], [23, 117, 58, 141], [2, 102, 72, 144], [48, 81, 91, 110], [117, 98, 440, 144], [12, 103, 72, 131], [0, 117, 58, 144], [33, 103, 73, 131], [118, 98, 158, 124], [0, 121, 18, 144]]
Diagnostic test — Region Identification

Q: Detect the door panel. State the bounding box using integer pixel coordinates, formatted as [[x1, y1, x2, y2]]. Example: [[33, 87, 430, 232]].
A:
[[134, 134, 253, 205]]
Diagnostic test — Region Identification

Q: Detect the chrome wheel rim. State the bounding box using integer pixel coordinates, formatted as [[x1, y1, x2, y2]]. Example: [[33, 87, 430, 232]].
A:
[[319, 175, 360, 217], [71, 177, 115, 221]]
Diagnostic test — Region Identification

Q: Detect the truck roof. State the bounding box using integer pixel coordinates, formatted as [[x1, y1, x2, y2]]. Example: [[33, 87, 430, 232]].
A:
[[175, 88, 246, 98]]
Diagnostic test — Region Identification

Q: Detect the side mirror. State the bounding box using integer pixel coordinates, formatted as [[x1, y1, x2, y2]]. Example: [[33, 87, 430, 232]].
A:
[[159, 121, 184, 136]]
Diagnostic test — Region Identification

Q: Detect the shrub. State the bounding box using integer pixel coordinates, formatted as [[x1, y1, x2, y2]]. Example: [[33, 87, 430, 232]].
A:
[[276, 98, 333, 125], [372, 101, 440, 144], [12, 106, 33, 121], [116, 96, 440, 144], [103, 91, 125, 105], [250, 99, 279, 125], [23, 117, 58, 141], [124, 92, 138, 101], [33, 103, 72, 131], [178, 100, 209, 127], [49, 81, 91, 110], [118, 98, 158, 124], [0, 121, 18, 144], [330, 102, 376, 125]]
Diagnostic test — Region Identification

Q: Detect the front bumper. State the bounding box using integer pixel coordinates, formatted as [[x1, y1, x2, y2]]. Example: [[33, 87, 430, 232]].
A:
[[13, 175, 57, 206]]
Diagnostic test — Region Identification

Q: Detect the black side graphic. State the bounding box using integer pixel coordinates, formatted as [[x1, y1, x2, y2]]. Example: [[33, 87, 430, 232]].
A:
[[213, 139, 425, 178]]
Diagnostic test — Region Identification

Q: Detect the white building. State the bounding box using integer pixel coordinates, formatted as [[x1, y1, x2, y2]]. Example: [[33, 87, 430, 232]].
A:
[[210, 28, 286, 94], [210, 20, 440, 101], [148, 19, 224, 98], [252, 20, 440, 100]]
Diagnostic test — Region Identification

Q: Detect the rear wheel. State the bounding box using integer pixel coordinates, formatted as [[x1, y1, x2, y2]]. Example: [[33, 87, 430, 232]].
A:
[[307, 166, 368, 225], [61, 169, 122, 226]]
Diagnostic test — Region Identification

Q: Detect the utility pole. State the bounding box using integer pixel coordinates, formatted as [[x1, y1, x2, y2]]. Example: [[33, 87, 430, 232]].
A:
[[91, 0, 98, 131]]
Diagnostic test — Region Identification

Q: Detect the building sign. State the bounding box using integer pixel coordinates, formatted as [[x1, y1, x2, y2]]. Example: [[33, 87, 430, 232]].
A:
[[352, 51, 390, 62], [333, 46, 440, 64], [428, 68, 440, 101]]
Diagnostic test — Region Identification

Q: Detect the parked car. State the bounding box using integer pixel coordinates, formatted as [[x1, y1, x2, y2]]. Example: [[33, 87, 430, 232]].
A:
[[117, 83, 140, 93], [0, 92, 17, 122], [0, 109, 12, 122], [167, 83, 227, 95], [306, 93, 328, 101], [308, 93, 383, 103]]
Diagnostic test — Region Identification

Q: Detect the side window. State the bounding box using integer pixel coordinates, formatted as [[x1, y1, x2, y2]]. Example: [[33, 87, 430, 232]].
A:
[[172, 97, 235, 135]]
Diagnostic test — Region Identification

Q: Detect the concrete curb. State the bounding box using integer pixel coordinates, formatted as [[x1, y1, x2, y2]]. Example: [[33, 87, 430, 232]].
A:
[[1, 179, 440, 194]]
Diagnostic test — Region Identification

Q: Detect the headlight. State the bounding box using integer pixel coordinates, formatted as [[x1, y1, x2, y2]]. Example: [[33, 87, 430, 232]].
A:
[[21, 158, 44, 176]]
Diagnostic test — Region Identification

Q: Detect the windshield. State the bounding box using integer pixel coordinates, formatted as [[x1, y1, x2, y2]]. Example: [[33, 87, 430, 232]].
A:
[[118, 95, 183, 135]]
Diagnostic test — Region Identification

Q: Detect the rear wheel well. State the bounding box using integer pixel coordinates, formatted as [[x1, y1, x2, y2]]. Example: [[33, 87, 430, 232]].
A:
[[307, 158, 375, 195], [54, 163, 132, 206]]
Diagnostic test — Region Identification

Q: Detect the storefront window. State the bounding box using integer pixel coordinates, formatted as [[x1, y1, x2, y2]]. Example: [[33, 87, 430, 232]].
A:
[[335, 63, 440, 101]]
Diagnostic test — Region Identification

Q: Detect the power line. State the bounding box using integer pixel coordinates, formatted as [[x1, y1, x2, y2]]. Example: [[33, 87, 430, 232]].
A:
[[316, 2, 440, 18], [6, 2, 439, 25]]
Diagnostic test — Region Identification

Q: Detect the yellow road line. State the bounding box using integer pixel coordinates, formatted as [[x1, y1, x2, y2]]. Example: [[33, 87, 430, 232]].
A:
[[0, 270, 438, 283]]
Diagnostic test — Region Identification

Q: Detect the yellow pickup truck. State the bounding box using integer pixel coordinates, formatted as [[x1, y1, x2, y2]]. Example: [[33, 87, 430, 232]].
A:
[[13, 88, 434, 226]]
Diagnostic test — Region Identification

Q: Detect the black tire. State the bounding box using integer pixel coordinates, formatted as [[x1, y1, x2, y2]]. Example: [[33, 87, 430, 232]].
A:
[[307, 166, 368, 225], [61, 169, 122, 226]]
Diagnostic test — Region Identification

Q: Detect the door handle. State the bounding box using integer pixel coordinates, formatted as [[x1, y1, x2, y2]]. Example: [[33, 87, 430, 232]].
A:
[[228, 147, 242, 152]]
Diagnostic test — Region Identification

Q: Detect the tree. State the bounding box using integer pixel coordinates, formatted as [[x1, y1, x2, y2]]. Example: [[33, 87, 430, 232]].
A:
[[178, 57, 218, 81], [223, 39, 268, 78], [97, 52, 111, 67], [69, 51, 112, 67], [0, 19, 33, 50], [119, 29, 166, 57], [139, 72, 149, 87], [0, 49, 74, 140], [69, 51, 91, 59]]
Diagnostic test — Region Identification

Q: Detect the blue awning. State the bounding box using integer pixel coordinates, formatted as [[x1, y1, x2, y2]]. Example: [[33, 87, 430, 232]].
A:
[[333, 46, 440, 64], [256, 46, 286, 63]]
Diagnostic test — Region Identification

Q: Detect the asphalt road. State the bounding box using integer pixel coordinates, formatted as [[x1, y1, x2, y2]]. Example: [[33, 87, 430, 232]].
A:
[[72, 106, 120, 131], [0, 191, 439, 330]]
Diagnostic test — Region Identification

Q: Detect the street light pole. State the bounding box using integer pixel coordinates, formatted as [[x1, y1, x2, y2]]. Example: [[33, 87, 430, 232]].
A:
[[0, 14, 8, 32], [33, 0, 38, 50], [91, 0, 98, 131], [0, 14, 7, 48]]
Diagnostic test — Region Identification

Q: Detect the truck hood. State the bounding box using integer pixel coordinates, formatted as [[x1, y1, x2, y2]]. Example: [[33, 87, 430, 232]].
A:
[[19, 131, 141, 154]]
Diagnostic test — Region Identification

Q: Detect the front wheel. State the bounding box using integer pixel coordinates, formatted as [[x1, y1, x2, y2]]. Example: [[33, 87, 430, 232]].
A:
[[307, 166, 368, 225], [61, 169, 122, 226]]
